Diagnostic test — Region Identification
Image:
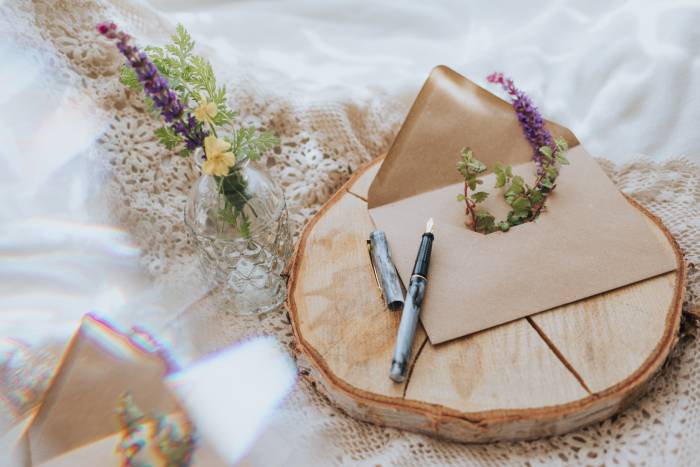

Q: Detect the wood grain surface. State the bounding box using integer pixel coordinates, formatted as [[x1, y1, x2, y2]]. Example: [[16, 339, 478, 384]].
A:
[[287, 157, 687, 442]]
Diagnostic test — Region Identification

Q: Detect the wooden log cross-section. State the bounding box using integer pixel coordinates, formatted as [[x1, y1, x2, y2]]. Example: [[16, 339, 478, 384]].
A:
[[286, 157, 687, 443]]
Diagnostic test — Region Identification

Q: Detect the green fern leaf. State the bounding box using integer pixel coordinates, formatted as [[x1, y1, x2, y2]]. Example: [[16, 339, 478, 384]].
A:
[[119, 66, 142, 91], [154, 126, 183, 150]]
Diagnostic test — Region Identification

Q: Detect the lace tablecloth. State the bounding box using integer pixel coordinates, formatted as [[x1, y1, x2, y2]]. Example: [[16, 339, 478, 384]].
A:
[[2, 1, 700, 465]]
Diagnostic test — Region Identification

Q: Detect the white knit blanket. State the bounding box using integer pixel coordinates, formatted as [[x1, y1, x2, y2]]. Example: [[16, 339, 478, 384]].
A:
[[1, 0, 700, 465]]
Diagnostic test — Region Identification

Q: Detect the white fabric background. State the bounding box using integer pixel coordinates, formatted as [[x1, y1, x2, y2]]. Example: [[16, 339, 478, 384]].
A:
[[151, 0, 700, 164]]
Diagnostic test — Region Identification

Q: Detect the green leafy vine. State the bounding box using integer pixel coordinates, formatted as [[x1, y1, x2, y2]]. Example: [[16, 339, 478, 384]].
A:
[[457, 137, 569, 234]]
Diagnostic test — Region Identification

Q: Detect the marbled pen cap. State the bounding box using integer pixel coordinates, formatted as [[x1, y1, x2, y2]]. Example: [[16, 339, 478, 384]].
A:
[[368, 230, 404, 311]]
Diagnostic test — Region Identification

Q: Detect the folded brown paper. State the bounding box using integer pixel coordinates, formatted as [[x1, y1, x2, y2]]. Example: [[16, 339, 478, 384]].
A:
[[17, 314, 227, 467], [24, 316, 180, 465], [368, 66, 677, 344], [15, 315, 296, 466]]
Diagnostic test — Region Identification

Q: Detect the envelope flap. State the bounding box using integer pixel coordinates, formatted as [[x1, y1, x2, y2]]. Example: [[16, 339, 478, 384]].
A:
[[368, 65, 578, 208], [26, 315, 178, 464]]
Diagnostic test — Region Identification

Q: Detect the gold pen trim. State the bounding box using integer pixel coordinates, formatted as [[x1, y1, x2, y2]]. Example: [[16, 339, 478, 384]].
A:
[[367, 240, 383, 294]]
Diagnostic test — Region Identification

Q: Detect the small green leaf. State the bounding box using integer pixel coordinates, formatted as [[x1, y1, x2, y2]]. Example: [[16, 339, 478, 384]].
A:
[[218, 206, 237, 225], [540, 178, 555, 189], [233, 128, 279, 162], [493, 162, 514, 189], [165, 44, 181, 58], [555, 137, 568, 152], [506, 182, 524, 197], [456, 194, 466, 202], [539, 145, 553, 159], [495, 172, 506, 188], [511, 197, 531, 211], [143, 96, 159, 117], [556, 153, 570, 165], [237, 211, 252, 238], [494, 164, 506, 188], [154, 126, 183, 150], [171, 23, 195, 59], [456, 161, 468, 178], [529, 190, 544, 205], [474, 211, 496, 233], [508, 210, 529, 223], [471, 191, 489, 203], [467, 158, 487, 173], [119, 65, 142, 92]]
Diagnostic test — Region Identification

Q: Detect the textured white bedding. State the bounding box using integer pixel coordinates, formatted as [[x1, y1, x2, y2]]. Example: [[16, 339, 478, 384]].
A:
[[152, 0, 700, 164]]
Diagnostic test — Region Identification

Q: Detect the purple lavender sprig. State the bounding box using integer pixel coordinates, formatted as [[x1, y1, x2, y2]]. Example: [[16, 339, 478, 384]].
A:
[[99, 22, 281, 237], [97, 22, 206, 151], [457, 73, 570, 234], [486, 72, 554, 175]]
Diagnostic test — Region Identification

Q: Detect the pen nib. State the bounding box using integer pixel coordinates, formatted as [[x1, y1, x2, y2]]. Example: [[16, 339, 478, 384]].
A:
[[426, 218, 434, 233]]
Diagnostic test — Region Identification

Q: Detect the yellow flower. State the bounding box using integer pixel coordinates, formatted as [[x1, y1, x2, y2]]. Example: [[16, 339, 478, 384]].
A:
[[202, 135, 236, 176], [194, 98, 218, 124]]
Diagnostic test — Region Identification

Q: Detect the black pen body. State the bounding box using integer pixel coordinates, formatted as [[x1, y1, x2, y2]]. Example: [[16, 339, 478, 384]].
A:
[[389, 230, 434, 383], [389, 275, 427, 382]]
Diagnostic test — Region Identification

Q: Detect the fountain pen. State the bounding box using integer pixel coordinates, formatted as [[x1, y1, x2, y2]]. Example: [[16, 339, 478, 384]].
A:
[[390, 218, 434, 383]]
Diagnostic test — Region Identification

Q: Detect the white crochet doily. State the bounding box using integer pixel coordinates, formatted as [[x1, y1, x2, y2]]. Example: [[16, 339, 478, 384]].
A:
[[3, 1, 700, 465]]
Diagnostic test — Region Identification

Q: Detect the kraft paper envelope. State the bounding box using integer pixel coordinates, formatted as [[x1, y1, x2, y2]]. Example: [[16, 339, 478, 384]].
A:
[[16, 314, 295, 466], [368, 65, 678, 344], [17, 314, 227, 466], [22, 314, 182, 465]]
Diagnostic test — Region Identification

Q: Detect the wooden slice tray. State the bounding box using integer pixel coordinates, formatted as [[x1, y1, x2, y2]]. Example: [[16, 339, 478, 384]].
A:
[[287, 156, 687, 443]]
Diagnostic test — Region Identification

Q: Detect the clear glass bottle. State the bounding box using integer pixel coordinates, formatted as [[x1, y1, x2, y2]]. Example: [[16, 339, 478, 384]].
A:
[[184, 160, 292, 314]]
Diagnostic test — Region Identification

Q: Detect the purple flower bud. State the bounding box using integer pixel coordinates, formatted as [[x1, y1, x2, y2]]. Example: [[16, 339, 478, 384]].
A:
[[98, 21, 208, 152], [487, 72, 554, 174], [172, 121, 185, 133]]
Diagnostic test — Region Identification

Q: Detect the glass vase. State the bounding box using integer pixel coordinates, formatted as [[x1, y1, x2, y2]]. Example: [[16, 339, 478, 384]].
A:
[[184, 161, 292, 314]]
